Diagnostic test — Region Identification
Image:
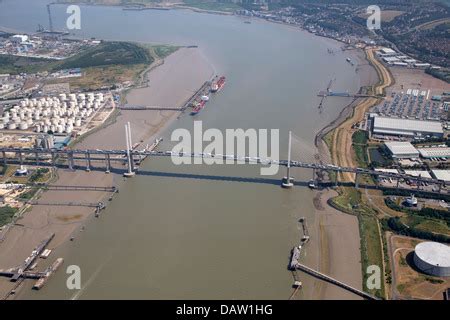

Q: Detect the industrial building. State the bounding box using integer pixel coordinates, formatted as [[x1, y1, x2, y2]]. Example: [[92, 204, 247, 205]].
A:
[[384, 141, 419, 159], [418, 147, 450, 159], [413, 242, 450, 277], [371, 115, 444, 138], [378, 47, 396, 56], [10, 34, 29, 44], [431, 170, 450, 182], [404, 170, 432, 179]]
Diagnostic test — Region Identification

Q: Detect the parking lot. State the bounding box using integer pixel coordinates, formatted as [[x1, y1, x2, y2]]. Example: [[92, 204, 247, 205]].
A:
[[371, 91, 442, 121]]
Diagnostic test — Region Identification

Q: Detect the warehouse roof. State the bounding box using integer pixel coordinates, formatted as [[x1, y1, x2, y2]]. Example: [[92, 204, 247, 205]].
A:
[[418, 147, 450, 158], [431, 169, 450, 182], [384, 141, 418, 156], [374, 168, 398, 174], [380, 48, 396, 54], [373, 116, 443, 134], [404, 170, 432, 179]]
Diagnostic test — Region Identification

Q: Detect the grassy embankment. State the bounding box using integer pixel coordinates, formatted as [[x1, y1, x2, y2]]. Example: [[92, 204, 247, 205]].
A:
[[179, 0, 241, 12], [59, 0, 241, 12], [0, 41, 179, 91]]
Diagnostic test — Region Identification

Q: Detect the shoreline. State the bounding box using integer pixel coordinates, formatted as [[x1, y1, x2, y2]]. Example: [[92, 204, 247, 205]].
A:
[[310, 47, 381, 299], [313, 46, 394, 299]]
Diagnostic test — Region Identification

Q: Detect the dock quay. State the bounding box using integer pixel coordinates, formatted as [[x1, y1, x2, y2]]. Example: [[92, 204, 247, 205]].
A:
[[7, 233, 54, 282], [181, 80, 212, 111], [289, 246, 301, 270], [119, 105, 183, 111], [0, 233, 65, 297], [294, 263, 380, 300]]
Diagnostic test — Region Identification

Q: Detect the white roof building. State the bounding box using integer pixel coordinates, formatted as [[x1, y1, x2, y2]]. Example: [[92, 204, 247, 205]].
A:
[[384, 141, 419, 159], [418, 147, 450, 159], [10, 34, 28, 43], [404, 170, 432, 179], [383, 56, 400, 63], [431, 169, 450, 182], [374, 168, 398, 174], [379, 47, 396, 55], [372, 116, 444, 138]]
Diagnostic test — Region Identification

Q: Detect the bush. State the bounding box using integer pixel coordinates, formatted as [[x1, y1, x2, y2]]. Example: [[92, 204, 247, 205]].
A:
[[386, 217, 450, 243]]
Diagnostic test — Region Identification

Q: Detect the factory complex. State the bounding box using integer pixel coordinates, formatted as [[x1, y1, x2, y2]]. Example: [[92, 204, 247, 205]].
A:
[[0, 91, 115, 150]]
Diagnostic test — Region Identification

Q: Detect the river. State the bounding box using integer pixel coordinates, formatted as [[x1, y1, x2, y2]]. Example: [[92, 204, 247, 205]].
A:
[[0, 0, 368, 299]]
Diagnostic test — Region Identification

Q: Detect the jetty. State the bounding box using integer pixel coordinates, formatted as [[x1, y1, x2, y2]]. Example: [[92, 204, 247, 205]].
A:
[[295, 263, 380, 300], [0, 233, 65, 298]]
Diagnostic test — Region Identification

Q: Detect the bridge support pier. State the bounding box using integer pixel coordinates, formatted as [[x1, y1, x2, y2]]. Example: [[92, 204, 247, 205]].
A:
[[67, 152, 74, 171], [35, 152, 39, 166], [354, 173, 359, 189], [396, 178, 400, 189], [105, 154, 111, 173], [281, 131, 293, 188], [18, 152, 23, 166], [334, 171, 339, 187], [51, 151, 56, 167], [85, 152, 91, 172], [2, 151, 6, 166]]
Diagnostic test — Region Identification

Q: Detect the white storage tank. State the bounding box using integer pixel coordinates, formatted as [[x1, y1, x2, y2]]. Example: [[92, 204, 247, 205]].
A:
[[414, 242, 450, 277], [19, 122, 28, 130], [8, 123, 16, 130]]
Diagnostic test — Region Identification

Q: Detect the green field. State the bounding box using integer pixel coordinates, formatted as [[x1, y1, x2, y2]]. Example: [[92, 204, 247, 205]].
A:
[[0, 41, 155, 75], [400, 214, 450, 236], [58, 42, 153, 69], [182, 0, 241, 12], [352, 130, 369, 168], [0, 206, 18, 227]]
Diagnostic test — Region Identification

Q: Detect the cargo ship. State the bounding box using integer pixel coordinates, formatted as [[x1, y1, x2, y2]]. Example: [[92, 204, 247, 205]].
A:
[[190, 96, 208, 115], [210, 76, 226, 93]]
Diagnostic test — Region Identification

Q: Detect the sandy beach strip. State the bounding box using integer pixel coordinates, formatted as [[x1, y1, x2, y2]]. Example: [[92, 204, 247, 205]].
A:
[[0, 47, 214, 299], [308, 47, 380, 300]]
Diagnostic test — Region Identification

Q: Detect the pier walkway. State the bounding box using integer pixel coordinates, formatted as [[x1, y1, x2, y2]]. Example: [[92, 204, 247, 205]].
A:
[[294, 263, 380, 300], [296, 263, 381, 300]]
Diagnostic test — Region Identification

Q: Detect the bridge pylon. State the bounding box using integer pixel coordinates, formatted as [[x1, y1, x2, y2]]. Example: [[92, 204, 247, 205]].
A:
[[123, 122, 135, 177], [282, 131, 294, 188]]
